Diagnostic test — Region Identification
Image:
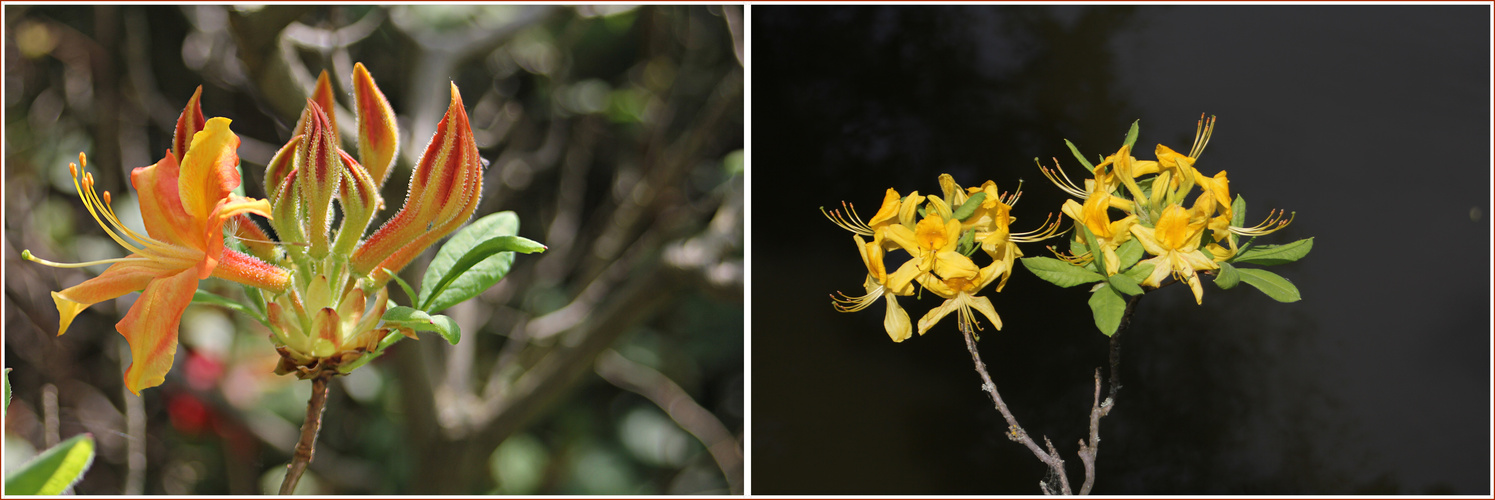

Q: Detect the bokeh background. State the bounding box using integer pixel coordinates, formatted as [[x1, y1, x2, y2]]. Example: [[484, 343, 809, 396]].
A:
[[753, 5, 1489, 495], [4, 5, 742, 494]]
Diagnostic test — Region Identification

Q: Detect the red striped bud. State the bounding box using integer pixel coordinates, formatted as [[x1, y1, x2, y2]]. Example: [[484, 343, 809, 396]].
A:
[[353, 62, 398, 191]]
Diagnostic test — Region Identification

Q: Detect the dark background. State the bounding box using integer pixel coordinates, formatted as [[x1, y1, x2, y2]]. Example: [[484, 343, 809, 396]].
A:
[[5, 5, 742, 494], [752, 5, 1490, 494]]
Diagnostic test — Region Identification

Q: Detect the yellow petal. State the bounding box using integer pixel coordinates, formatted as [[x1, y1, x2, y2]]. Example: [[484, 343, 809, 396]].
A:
[[884, 294, 912, 343], [962, 294, 1003, 331]]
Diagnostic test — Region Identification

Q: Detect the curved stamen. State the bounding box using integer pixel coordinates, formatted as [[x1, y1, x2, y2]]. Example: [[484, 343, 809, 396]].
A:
[[1039, 158, 1087, 199], [1230, 209, 1294, 236], [1011, 213, 1063, 243], [821, 201, 874, 235], [1190, 114, 1216, 160], [831, 284, 884, 312], [1047, 244, 1093, 266], [1001, 178, 1025, 206]]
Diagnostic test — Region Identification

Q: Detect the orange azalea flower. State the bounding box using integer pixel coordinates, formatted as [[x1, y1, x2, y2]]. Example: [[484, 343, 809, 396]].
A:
[[25, 118, 289, 394]]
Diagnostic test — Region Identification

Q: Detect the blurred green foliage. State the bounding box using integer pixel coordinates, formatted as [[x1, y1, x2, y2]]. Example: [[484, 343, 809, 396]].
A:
[[4, 5, 742, 494]]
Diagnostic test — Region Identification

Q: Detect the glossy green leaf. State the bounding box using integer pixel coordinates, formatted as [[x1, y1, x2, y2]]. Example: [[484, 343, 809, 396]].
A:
[[1088, 284, 1127, 336], [431, 315, 461, 345], [952, 192, 987, 221], [1215, 261, 1240, 289], [380, 307, 462, 345], [1122, 120, 1140, 150], [1064, 139, 1095, 170], [419, 212, 547, 313], [1237, 268, 1302, 302], [4, 433, 96, 495], [1232, 238, 1314, 266], [1021, 257, 1105, 288], [1107, 271, 1145, 296]]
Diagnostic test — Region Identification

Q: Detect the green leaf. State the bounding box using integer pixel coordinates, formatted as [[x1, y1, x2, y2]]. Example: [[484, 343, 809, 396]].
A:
[[4, 367, 11, 418], [1064, 139, 1095, 170], [191, 290, 270, 329], [1230, 194, 1247, 229], [1088, 284, 1127, 336], [951, 192, 987, 221], [4, 433, 96, 495], [1115, 238, 1143, 271], [1068, 232, 1085, 257], [1214, 261, 1240, 289], [1236, 268, 1302, 302], [418, 212, 547, 313], [1078, 225, 1104, 274], [1232, 238, 1314, 266], [1122, 262, 1155, 284], [1122, 120, 1140, 150], [431, 315, 461, 345], [957, 228, 978, 257], [1021, 257, 1105, 288], [380, 307, 462, 345], [1107, 271, 1145, 296]]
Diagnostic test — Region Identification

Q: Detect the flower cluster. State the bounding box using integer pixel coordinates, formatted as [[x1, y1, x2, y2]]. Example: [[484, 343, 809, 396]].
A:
[[824, 174, 1060, 342], [1026, 115, 1313, 334], [25, 63, 503, 393]]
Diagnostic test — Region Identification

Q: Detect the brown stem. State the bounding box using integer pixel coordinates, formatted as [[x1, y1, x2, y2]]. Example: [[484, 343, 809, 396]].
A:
[[280, 374, 332, 495], [961, 324, 1071, 495]]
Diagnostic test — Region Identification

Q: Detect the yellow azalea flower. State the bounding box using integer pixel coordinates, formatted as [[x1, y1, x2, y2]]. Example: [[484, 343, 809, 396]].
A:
[[976, 196, 1061, 292], [883, 213, 980, 292], [832, 234, 916, 342], [915, 264, 1004, 335], [1061, 191, 1138, 275], [823, 188, 926, 236], [1039, 157, 1138, 214], [24, 118, 290, 394], [1129, 204, 1218, 304]]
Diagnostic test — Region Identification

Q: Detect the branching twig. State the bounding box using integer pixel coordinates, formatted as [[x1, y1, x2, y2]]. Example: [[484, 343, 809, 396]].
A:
[[280, 374, 332, 495], [960, 324, 1072, 495]]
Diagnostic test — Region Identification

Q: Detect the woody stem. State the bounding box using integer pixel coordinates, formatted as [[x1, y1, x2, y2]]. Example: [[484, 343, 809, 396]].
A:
[[280, 373, 331, 495], [961, 324, 1072, 495]]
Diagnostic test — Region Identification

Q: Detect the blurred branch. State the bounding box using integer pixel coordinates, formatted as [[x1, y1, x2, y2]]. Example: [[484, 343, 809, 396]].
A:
[[595, 349, 743, 494]]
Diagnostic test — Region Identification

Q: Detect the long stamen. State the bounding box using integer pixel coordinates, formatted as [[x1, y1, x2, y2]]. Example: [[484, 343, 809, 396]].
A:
[[830, 285, 884, 312], [20, 249, 149, 269], [1190, 114, 1216, 160], [1040, 158, 1087, 199], [70, 160, 145, 255], [1011, 213, 1063, 243], [1231, 209, 1294, 236], [821, 201, 874, 235]]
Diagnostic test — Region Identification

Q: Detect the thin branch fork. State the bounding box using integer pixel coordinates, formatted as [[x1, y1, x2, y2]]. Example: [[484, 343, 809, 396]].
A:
[[961, 322, 1119, 495]]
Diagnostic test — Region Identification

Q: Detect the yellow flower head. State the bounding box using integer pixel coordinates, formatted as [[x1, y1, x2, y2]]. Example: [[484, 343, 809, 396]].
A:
[[1130, 204, 1218, 304]]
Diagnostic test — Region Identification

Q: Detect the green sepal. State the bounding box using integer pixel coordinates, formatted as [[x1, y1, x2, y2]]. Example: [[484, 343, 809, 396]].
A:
[[1021, 257, 1105, 288], [1064, 139, 1095, 170], [1088, 284, 1127, 336], [952, 192, 987, 221], [1214, 261, 1240, 289], [1236, 268, 1302, 302], [1231, 238, 1314, 266], [1107, 271, 1145, 296], [4, 433, 96, 495]]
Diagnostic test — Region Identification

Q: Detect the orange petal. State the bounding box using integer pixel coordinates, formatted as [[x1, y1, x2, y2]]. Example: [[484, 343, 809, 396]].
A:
[[172, 86, 205, 160], [130, 151, 194, 246], [353, 62, 398, 188], [177, 118, 242, 225], [52, 261, 164, 336], [117, 268, 199, 394]]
